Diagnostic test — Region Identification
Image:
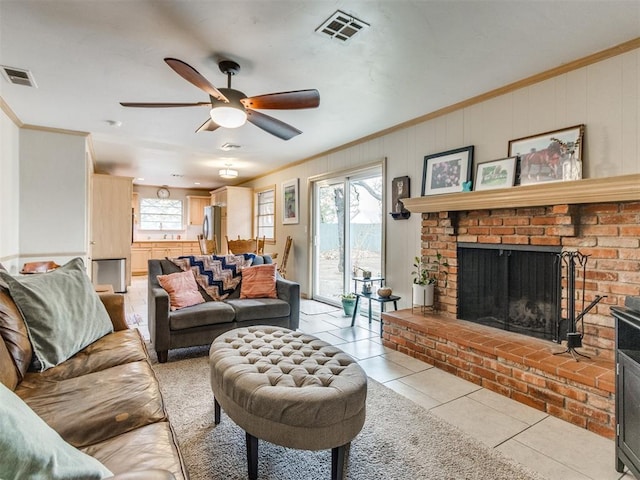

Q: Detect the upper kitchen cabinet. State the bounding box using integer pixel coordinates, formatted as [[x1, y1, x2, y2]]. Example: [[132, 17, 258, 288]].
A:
[[187, 195, 211, 227], [91, 174, 133, 284], [210, 186, 252, 253]]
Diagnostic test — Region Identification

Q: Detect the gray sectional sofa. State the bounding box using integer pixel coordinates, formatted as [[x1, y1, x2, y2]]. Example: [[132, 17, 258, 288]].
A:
[[148, 254, 300, 362]]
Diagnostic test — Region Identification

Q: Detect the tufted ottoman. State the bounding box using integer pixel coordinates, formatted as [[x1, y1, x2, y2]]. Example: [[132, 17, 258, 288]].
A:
[[209, 326, 367, 480]]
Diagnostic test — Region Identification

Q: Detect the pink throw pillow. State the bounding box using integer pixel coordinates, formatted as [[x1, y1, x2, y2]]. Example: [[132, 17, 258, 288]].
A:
[[240, 264, 278, 299], [157, 270, 205, 311]]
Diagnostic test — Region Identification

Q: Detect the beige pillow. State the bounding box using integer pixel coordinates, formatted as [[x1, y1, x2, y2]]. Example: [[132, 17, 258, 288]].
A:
[[240, 264, 278, 299], [157, 270, 205, 310]]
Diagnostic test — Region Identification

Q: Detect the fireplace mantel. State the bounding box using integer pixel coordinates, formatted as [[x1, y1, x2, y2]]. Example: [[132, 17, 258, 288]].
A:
[[402, 174, 639, 213]]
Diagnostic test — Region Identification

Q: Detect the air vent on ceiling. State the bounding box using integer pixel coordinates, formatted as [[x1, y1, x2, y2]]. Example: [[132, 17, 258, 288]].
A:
[[1, 66, 37, 87], [220, 143, 241, 151], [316, 10, 369, 43]]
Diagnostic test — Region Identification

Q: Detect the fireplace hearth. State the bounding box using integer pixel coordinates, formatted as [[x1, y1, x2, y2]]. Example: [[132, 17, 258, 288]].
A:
[[458, 243, 561, 341]]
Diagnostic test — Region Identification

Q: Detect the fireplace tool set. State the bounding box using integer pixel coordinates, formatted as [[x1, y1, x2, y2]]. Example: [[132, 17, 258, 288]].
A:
[[554, 251, 606, 361]]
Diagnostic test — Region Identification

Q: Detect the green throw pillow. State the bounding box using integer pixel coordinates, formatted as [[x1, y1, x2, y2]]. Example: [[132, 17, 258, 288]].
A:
[[0, 382, 113, 479], [0, 257, 113, 371]]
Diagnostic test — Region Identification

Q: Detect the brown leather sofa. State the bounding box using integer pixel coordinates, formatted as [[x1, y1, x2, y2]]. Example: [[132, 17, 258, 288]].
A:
[[0, 284, 187, 479]]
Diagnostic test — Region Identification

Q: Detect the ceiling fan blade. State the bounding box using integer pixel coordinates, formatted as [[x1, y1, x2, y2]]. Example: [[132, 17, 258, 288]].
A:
[[120, 102, 211, 108], [241, 89, 320, 110], [164, 58, 229, 103], [246, 109, 302, 141], [195, 118, 220, 133]]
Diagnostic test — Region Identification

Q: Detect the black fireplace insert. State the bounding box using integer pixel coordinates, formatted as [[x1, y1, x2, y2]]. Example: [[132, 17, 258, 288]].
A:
[[458, 243, 562, 341]]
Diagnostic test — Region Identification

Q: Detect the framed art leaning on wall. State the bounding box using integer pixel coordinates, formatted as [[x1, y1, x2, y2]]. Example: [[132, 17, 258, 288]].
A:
[[508, 124, 584, 185], [474, 156, 517, 191], [421, 146, 474, 196]]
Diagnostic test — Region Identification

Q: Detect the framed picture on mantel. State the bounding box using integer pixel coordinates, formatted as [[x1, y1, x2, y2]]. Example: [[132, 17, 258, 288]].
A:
[[421, 146, 474, 196], [508, 124, 584, 185], [474, 157, 517, 191]]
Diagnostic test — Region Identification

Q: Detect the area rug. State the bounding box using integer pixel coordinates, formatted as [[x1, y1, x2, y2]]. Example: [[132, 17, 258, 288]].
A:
[[152, 348, 544, 480]]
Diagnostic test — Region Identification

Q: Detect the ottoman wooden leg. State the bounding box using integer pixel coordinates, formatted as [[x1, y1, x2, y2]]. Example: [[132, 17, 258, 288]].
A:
[[214, 398, 221, 425], [331, 443, 349, 480], [246, 432, 258, 480]]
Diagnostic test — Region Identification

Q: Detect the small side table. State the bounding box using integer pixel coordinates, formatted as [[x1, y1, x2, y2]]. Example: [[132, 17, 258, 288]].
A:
[[350, 292, 400, 337]]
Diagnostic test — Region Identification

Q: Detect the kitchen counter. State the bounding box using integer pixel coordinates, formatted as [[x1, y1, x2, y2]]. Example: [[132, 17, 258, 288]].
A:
[[133, 239, 197, 243]]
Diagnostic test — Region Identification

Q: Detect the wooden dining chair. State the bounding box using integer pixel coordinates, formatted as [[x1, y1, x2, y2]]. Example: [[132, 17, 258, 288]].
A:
[[20, 261, 61, 274], [278, 236, 292, 279], [197, 234, 218, 255], [257, 236, 266, 255], [226, 236, 258, 255]]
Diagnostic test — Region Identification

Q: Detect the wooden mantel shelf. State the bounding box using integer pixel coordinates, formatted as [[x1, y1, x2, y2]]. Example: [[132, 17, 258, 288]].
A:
[[402, 174, 640, 213]]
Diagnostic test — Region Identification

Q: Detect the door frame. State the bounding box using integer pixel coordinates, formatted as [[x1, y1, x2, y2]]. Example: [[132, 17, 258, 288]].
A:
[[307, 159, 387, 305]]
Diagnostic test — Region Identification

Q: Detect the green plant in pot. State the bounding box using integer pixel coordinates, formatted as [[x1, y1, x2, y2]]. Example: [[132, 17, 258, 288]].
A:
[[339, 293, 358, 317], [411, 253, 449, 308]]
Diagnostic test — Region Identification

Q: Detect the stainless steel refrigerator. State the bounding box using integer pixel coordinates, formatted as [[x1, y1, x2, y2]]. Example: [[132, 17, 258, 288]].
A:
[[203, 205, 221, 248]]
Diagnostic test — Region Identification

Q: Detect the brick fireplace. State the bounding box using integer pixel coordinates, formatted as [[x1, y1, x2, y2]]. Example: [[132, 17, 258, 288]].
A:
[[383, 175, 640, 438]]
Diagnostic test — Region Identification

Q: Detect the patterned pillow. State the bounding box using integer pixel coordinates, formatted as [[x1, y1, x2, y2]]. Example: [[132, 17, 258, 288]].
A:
[[240, 263, 278, 299], [169, 254, 254, 301], [157, 270, 205, 311]]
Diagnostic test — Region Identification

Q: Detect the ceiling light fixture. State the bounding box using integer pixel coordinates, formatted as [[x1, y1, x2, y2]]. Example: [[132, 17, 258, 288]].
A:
[[219, 164, 239, 179], [209, 80, 247, 128], [210, 106, 247, 128]]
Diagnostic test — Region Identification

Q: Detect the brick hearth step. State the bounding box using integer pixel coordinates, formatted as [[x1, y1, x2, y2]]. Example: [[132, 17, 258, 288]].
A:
[[382, 309, 615, 439]]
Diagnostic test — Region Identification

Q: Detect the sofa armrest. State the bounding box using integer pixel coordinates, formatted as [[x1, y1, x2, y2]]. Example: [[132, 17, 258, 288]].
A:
[[276, 277, 300, 330], [106, 470, 176, 480], [148, 285, 171, 353], [99, 293, 128, 331]]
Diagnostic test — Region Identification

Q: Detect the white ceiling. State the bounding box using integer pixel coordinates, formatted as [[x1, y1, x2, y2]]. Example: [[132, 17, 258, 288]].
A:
[[1, 1, 638, 190]]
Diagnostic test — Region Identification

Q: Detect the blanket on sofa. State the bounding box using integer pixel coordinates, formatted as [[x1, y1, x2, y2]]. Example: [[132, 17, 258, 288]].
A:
[[169, 254, 254, 301]]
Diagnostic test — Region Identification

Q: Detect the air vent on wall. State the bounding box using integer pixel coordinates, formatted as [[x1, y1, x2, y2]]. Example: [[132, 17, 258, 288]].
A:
[[315, 10, 369, 43], [1, 66, 37, 87]]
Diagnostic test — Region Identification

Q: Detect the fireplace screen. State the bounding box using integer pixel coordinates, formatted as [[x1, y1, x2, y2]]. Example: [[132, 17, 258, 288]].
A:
[[458, 244, 561, 341]]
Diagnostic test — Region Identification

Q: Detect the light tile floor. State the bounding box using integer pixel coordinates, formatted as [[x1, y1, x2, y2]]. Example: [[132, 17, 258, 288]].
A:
[[126, 277, 628, 480]]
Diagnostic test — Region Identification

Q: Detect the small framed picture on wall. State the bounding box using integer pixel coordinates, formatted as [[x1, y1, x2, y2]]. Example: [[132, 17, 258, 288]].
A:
[[282, 178, 299, 224]]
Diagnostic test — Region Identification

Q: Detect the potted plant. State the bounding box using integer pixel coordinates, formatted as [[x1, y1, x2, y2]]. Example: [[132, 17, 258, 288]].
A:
[[339, 293, 358, 316], [411, 253, 449, 308]]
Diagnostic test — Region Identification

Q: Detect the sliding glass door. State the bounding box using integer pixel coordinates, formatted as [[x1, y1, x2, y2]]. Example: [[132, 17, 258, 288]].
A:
[[312, 167, 383, 306]]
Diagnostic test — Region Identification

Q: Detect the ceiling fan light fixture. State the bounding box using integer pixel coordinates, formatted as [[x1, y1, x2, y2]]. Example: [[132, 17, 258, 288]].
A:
[[210, 106, 247, 128], [219, 168, 239, 179]]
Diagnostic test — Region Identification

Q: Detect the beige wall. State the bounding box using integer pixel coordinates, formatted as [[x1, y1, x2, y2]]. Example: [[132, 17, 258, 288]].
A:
[[19, 129, 90, 267], [243, 48, 640, 305], [0, 107, 20, 273]]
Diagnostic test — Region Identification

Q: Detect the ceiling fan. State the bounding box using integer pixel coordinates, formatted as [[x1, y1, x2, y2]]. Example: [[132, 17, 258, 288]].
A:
[[120, 58, 320, 140]]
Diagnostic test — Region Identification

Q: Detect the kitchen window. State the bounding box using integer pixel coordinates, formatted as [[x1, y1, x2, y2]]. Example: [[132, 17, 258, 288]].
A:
[[255, 187, 275, 241], [139, 198, 183, 230]]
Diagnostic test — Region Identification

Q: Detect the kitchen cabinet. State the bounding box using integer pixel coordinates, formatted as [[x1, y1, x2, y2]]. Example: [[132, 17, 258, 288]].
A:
[[151, 243, 183, 259], [130, 241, 200, 275], [91, 174, 133, 285], [187, 195, 211, 227], [132, 192, 139, 226], [210, 186, 252, 253], [131, 246, 151, 275]]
